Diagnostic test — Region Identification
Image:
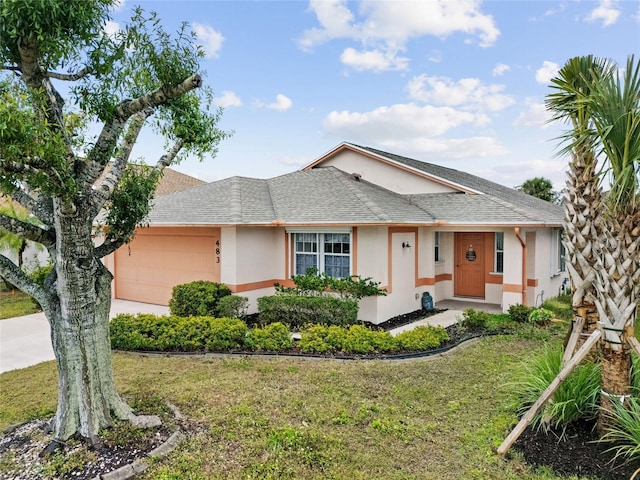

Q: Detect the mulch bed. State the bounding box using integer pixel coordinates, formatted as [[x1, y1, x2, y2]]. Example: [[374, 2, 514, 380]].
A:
[[513, 419, 640, 479]]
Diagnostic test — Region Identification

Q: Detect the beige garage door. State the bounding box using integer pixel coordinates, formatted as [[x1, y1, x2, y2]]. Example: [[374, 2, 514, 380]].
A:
[[115, 227, 221, 305]]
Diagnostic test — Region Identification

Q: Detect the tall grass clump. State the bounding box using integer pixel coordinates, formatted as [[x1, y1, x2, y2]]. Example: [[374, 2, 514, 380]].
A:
[[513, 344, 600, 433], [600, 397, 640, 464]]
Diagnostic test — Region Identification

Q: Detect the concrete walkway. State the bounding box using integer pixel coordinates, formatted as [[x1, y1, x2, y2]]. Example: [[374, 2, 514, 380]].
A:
[[388, 299, 502, 335], [0, 300, 169, 374], [0, 298, 501, 374]]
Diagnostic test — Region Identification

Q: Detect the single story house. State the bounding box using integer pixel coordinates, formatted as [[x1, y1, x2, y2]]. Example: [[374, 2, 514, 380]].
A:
[[106, 143, 567, 323]]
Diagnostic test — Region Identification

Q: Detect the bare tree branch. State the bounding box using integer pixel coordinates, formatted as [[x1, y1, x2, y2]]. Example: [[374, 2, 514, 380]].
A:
[[0, 253, 45, 304], [89, 109, 152, 217], [93, 237, 125, 259], [154, 138, 185, 171], [117, 75, 202, 119], [1, 65, 20, 72], [0, 213, 56, 249], [7, 188, 54, 227], [44, 67, 91, 81]]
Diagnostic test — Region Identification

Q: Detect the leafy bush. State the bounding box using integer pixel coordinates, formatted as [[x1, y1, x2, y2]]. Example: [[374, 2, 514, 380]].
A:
[[257, 294, 358, 327], [169, 280, 231, 317], [513, 344, 600, 432], [274, 267, 386, 300], [216, 295, 248, 319], [460, 308, 490, 328], [245, 322, 293, 351], [529, 308, 554, 326], [298, 324, 341, 353], [395, 325, 449, 351], [342, 325, 397, 354], [110, 314, 247, 351], [508, 303, 533, 323]]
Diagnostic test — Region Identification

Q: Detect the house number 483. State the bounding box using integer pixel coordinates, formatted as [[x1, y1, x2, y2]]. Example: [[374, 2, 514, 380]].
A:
[[216, 240, 220, 263]]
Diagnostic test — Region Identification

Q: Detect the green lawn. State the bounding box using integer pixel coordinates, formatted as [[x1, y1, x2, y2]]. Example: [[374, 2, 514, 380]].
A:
[[0, 332, 582, 479], [0, 286, 41, 319]]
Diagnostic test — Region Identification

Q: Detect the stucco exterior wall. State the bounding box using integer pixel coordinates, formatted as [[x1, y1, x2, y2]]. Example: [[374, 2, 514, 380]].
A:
[[321, 150, 459, 195]]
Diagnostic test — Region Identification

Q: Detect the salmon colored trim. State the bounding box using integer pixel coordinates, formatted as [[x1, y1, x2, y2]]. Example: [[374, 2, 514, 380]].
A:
[[502, 283, 523, 293], [302, 144, 478, 195], [435, 273, 452, 282], [229, 279, 295, 293], [527, 278, 539, 287], [416, 277, 435, 286], [514, 227, 527, 305], [387, 227, 419, 293], [134, 226, 220, 236], [486, 274, 503, 285]]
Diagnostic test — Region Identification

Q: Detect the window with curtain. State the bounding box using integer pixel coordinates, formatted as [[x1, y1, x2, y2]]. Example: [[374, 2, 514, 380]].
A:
[[294, 232, 351, 277]]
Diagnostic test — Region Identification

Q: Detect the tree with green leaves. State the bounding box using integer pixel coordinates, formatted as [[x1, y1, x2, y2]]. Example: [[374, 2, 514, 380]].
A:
[[515, 176, 562, 204], [0, 0, 228, 445]]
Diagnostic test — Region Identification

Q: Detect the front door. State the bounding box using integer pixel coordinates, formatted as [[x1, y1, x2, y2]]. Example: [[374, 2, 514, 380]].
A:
[[455, 232, 485, 298]]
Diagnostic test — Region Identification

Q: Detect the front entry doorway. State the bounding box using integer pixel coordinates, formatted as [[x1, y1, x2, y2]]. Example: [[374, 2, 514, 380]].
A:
[[454, 232, 485, 298]]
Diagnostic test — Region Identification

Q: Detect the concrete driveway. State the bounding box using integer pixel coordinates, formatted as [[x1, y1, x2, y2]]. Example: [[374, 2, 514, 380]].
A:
[[0, 300, 169, 374]]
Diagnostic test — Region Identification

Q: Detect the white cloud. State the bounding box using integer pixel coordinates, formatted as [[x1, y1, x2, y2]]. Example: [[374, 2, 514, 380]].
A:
[[193, 22, 224, 58], [268, 94, 293, 112], [407, 75, 514, 112], [491, 158, 567, 191], [324, 103, 481, 141], [340, 47, 409, 72], [214, 91, 242, 108], [492, 63, 510, 76], [585, 0, 621, 27], [535, 60, 559, 85], [513, 101, 551, 128], [378, 136, 509, 159], [299, 0, 500, 71], [279, 156, 310, 166], [104, 20, 120, 37]]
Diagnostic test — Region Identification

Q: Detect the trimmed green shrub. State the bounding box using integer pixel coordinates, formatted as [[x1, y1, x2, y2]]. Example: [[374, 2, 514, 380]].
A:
[[245, 322, 293, 351], [169, 281, 231, 317], [461, 308, 490, 328], [395, 325, 449, 351], [257, 294, 358, 327], [342, 325, 397, 354], [513, 344, 600, 432], [298, 325, 340, 353], [508, 303, 533, 323], [109, 314, 247, 352], [216, 295, 249, 319], [541, 295, 572, 321]]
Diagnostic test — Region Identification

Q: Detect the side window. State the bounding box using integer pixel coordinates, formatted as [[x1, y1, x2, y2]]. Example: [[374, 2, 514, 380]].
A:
[[434, 231, 440, 262], [494, 232, 504, 273]]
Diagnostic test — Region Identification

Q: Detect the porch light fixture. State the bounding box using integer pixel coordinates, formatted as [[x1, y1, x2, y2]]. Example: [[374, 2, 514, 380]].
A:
[[402, 242, 411, 249]]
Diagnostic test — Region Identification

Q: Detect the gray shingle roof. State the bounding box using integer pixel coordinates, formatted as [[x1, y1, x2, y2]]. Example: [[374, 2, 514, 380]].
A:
[[351, 144, 563, 223], [148, 144, 563, 227]]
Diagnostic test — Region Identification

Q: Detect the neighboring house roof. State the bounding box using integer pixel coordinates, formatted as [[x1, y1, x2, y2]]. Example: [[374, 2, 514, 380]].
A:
[[148, 142, 563, 227], [154, 168, 206, 196]]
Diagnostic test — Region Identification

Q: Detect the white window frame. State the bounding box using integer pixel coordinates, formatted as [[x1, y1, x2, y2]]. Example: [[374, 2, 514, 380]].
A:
[[494, 232, 504, 274], [434, 231, 441, 263], [289, 229, 352, 278], [550, 228, 565, 276]]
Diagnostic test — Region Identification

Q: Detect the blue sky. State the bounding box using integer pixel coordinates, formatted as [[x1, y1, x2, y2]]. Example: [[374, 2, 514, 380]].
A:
[[108, 0, 640, 191]]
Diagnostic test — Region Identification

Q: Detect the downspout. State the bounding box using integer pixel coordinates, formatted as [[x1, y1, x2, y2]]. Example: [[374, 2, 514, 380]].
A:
[[514, 228, 527, 306]]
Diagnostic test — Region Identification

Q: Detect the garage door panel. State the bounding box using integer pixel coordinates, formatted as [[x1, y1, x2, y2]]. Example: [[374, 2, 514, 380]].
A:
[[115, 229, 220, 305]]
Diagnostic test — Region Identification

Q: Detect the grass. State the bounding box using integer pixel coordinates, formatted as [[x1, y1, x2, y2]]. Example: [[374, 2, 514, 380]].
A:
[[0, 333, 580, 480], [0, 285, 41, 319]]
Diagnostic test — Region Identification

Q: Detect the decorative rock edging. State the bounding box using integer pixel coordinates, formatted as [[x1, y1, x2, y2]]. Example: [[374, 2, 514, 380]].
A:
[[90, 430, 185, 480]]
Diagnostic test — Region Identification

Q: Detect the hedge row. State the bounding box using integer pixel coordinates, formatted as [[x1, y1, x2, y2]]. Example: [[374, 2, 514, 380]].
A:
[[109, 314, 450, 354], [257, 294, 359, 327]]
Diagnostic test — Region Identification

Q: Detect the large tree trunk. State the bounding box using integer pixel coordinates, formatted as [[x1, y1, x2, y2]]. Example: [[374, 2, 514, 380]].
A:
[[48, 201, 133, 442]]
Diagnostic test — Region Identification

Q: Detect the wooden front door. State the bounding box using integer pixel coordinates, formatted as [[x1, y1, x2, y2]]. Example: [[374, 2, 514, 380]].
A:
[[455, 232, 485, 298]]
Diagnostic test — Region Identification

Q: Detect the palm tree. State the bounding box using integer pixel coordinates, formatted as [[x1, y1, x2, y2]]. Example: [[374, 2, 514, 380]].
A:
[[545, 56, 614, 352], [586, 56, 640, 431]]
